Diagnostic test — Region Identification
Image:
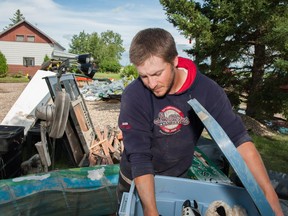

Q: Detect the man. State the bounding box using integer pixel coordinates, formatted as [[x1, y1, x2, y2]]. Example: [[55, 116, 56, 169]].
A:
[[117, 28, 283, 216]]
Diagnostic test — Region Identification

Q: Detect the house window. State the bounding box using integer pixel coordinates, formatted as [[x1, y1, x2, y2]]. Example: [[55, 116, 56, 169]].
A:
[[23, 57, 35, 67], [27, 36, 35, 42], [16, 35, 24, 42]]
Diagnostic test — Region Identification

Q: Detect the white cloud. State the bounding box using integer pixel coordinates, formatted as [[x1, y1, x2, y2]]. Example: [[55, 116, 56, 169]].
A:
[[0, 0, 192, 65]]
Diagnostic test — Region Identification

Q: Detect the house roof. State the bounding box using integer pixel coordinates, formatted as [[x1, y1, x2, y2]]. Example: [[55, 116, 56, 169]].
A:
[[0, 19, 65, 50]]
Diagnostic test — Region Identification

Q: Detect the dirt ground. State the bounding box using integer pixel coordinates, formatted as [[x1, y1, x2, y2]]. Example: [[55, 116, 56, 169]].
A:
[[0, 83, 28, 123]]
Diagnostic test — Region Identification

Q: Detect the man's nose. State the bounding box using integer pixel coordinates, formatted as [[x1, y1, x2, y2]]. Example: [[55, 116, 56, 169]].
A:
[[148, 76, 157, 89]]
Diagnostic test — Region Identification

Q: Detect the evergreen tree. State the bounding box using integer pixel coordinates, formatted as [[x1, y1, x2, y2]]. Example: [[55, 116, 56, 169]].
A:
[[160, 0, 288, 119], [3, 9, 25, 30]]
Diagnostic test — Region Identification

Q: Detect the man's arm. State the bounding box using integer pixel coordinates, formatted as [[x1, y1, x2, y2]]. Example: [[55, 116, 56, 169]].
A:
[[134, 174, 159, 216], [237, 141, 284, 216]]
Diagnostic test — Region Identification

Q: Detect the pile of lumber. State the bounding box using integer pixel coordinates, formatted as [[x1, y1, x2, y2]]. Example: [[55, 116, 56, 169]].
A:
[[88, 125, 123, 165]]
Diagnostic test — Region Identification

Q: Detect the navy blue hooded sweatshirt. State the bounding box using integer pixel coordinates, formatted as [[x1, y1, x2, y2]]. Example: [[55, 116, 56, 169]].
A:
[[118, 57, 251, 180]]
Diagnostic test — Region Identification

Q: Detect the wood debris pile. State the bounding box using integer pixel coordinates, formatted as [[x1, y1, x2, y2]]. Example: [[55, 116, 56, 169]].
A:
[[88, 125, 123, 165]]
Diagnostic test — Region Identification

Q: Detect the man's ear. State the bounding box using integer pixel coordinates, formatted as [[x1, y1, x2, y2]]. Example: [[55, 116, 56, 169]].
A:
[[173, 56, 179, 67]]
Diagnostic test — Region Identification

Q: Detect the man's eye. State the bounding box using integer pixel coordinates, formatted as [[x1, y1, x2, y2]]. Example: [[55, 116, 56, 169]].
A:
[[154, 72, 161, 77]]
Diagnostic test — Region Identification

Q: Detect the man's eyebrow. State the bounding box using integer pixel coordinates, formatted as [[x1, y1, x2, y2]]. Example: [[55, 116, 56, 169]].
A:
[[146, 69, 164, 76]]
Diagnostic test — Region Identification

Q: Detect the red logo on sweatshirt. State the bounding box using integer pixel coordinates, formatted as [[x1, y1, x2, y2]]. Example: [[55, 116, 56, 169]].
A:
[[154, 106, 189, 134]]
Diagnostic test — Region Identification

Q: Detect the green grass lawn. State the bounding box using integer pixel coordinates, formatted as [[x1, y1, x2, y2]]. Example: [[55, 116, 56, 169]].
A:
[[94, 72, 121, 80], [252, 133, 288, 173], [0, 75, 30, 83], [0, 72, 121, 83], [202, 130, 288, 174]]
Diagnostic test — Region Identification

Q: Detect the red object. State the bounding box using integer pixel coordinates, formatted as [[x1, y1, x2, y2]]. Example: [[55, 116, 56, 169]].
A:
[[75, 76, 92, 82], [280, 85, 288, 93]]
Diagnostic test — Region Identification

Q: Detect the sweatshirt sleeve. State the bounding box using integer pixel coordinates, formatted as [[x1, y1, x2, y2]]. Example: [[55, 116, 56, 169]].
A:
[[118, 80, 155, 178], [210, 88, 251, 147], [196, 74, 252, 147]]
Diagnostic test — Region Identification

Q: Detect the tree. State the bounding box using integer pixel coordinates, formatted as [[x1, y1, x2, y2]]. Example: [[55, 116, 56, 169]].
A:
[[120, 64, 138, 79], [69, 30, 125, 73], [100, 30, 125, 62], [0, 51, 8, 78], [69, 31, 90, 54], [160, 0, 288, 119], [43, 54, 50, 63], [3, 9, 25, 30]]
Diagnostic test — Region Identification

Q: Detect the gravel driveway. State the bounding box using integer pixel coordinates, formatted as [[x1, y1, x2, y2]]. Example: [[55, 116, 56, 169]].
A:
[[0, 82, 120, 130]]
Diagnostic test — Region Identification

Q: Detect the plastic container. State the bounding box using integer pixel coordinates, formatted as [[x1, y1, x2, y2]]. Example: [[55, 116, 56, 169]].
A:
[[119, 175, 261, 216], [0, 125, 24, 154], [0, 125, 25, 179]]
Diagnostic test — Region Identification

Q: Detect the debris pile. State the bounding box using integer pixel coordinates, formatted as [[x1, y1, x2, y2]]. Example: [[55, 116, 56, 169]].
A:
[[80, 76, 134, 101], [88, 125, 123, 165]]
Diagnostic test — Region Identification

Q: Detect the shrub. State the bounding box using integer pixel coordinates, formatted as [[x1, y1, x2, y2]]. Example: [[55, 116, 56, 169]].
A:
[[43, 54, 50, 63], [120, 64, 138, 79], [11, 72, 24, 78], [0, 51, 8, 78], [99, 59, 121, 73]]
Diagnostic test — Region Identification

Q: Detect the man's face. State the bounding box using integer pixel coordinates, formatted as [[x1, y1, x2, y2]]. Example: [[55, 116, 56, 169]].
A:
[[136, 56, 177, 97]]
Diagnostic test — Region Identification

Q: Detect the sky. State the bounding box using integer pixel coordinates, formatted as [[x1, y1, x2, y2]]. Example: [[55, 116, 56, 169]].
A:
[[0, 0, 193, 65]]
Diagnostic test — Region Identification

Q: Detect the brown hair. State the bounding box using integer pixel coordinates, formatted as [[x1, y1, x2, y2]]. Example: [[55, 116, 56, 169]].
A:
[[129, 28, 178, 66]]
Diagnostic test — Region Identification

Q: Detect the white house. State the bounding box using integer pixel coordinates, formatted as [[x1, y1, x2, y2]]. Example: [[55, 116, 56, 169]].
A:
[[0, 20, 66, 76]]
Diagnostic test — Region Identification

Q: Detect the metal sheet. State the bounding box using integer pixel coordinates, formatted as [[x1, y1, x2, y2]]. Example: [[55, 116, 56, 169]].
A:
[[187, 98, 274, 215], [1, 70, 55, 135]]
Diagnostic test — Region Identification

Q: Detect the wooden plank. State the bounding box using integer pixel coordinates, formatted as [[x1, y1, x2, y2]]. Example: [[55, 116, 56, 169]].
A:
[[103, 126, 116, 153], [101, 141, 113, 164], [65, 120, 85, 165], [89, 139, 107, 150], [94, 126, 113, 164], [95, 127, 104, 141], [113, 137, 121, 153], [73, 103, 89, 131]]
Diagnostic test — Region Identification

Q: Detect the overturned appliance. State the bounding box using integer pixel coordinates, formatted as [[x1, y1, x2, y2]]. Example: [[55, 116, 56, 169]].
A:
[[35, 73, 95, 170]]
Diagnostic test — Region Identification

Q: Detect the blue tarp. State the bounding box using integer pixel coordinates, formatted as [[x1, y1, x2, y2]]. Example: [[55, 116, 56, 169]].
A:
[[0, 165, 120, 216]]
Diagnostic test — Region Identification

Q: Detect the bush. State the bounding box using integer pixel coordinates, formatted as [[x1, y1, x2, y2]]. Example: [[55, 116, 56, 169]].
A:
[[99, 59, 121, 73], [11, 72, 24, 78], [43, 54, 50, 63], [120, 64, 138, 79], [0, 51, 8, 78]]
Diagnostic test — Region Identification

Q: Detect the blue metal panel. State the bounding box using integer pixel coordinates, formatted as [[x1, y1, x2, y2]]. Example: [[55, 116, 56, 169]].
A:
[[187, 98, 274, 216]]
